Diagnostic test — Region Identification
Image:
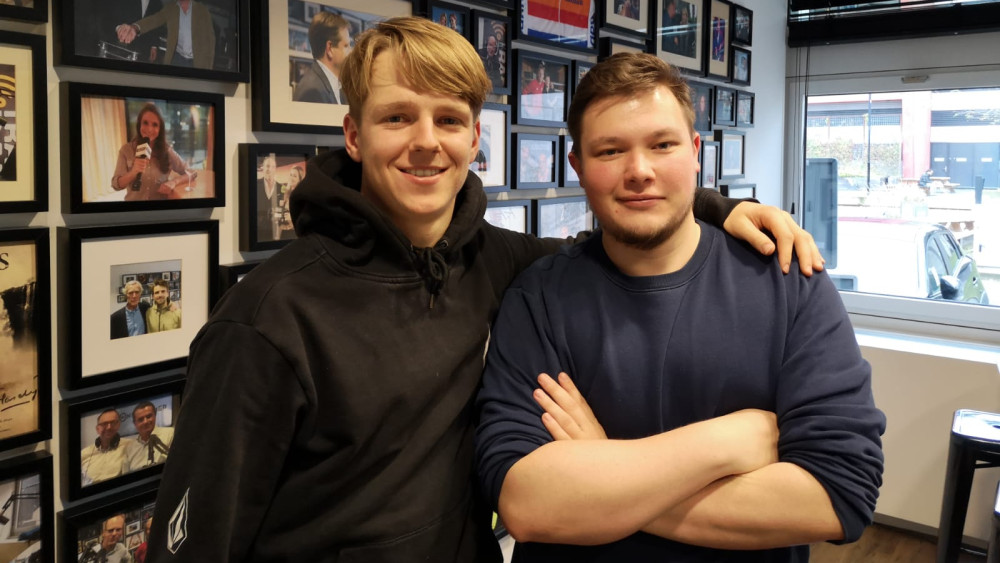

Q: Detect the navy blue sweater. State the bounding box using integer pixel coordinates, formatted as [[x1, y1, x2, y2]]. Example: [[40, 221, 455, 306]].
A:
[[476, 223, 886, 562]]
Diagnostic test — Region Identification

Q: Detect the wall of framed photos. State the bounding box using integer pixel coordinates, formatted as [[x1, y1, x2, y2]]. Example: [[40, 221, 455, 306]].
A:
[[0, 0, 789, 560]]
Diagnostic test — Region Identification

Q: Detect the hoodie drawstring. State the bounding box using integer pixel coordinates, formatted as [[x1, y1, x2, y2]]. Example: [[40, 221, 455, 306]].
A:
[[412, 241, 449, 309]]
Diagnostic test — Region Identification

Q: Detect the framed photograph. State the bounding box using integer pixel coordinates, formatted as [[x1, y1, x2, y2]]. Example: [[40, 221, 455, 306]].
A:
[[219, 260, 265, 299], [513, 49, 570, 127], [534, 196, 594, 239], [64, 221, 218, 388], [600, 0, 652, 39], [721, 182, 755, 198], [425, 0, 470, 39], [699, 139, 718, 189], [713, 85, 736, 127], [471, 102, 511, 192], [0, 228, 51, 452], [64, 82, 224, 213], [654, 0, 706, 76], [62, 480, 158, 562], [560, 135, 579, 188], [731, 2, 752, 46], [253, 0, 413, 134], [736, 90, 754, 127], [571, 59, 595, 99], [707, 0, 732, 80], [598, 36, 649, 60], [689, 81, 713, 133], [471, 10, 512, 95], [485, 199, 533, 234], [516, 0, 597, 53], [239, 143, 316, 251], [716, 129, 745, 180], [730, 45, 750, 85], [513, 133, 559, 190], [0, 0, 47, 22], [0, 452, 52, 563], [65, 377, 184, 501], [0, 31, 47, 213], [54, 0, 249, 82]]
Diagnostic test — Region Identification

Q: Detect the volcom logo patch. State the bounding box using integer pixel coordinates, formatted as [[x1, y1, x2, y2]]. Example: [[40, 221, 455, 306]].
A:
[[167, 488, 190, 554]]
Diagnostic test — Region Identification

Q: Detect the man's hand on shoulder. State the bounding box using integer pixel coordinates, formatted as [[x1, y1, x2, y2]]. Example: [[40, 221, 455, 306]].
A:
[[723, 201, 825, 276]]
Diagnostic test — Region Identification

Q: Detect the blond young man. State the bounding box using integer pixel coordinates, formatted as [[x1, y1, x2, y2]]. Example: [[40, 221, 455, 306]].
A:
[[146, 18, 822, 563], [475, 53, 884, 562]]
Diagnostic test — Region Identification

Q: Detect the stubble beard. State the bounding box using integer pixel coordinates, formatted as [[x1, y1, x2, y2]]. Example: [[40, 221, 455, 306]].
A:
[[600, 196, 694, 251]]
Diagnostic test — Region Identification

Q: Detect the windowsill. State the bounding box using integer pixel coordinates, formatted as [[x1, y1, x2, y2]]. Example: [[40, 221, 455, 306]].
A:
[[854, 326, 1000, 366]]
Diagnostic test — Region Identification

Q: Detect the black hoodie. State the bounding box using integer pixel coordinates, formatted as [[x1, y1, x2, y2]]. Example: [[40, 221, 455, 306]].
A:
[[146, 150, 741, 563]]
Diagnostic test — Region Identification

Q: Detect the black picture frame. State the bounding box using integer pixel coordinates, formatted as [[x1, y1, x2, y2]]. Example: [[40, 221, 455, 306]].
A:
[[471, 10, 512, 95], [0, 228, 51, 452], [699, 139, 719, 189], [238, 143, 316, 252], [654, 0, 708, 76], [688, 80, 713, 133], [515, 0, 598, 53], [512, 49, 570, 127], [471, 102, 511, 192], [706, 0, 732, 81], [61, 480, 159, 561], [730, 45, 751, 85], [560, 135, 580, 188], [0, 31, 48, 214], [63, 221, 219, 389], [598, 36, 649, 60], [571, 59, 595, 99], [713, 85, 736, 127], [599, 0, 653, 39], [219, 259, 266, 299], [54, 0, 249, 82], [720, 182, 755, 198], [512, 133, 560, 189], [484, 199, 534, 234], [423, 0, 471, 39], [736, 90, 754, 127], [0, 0, 47, 22], [63, 82, 225, 214], [0, 452, 53, 563], [534, 195, 594, 239], [64, 377, 185, 501], [731, 2, 752, 46], [715, 128, 745, 180], [252, 0, 414, 134]]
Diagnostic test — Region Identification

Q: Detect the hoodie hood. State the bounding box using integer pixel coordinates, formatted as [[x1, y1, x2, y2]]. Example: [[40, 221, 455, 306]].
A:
[[289, 148, 489, 306]]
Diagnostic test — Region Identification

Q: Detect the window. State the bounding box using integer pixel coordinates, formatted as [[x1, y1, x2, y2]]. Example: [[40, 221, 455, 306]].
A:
[[799, 87, 998, 332]]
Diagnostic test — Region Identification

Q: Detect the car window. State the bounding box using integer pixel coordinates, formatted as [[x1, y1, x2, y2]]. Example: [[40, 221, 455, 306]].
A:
[[934, 231, 962, 275], [925, 236, 948, 297]]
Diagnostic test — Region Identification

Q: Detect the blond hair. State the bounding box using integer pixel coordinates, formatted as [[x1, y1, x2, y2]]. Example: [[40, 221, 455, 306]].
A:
[[568, 53, 695, 156], [340, 16, 490, 122]]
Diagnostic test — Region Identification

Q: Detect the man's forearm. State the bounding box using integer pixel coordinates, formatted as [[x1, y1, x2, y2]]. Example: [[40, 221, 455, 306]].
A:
[[642, 461, 844, 549], [498, 412, 776, 545]]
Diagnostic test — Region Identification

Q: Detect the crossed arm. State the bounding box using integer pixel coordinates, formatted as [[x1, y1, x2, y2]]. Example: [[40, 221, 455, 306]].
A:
[[498, 373, 843, 549]]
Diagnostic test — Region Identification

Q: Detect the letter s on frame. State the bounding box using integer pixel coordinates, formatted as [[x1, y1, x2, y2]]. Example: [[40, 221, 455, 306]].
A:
[[0, 252, 10, 270]]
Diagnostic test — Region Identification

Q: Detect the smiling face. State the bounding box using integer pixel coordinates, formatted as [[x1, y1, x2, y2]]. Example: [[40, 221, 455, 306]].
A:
[[124, 281, 142, 309], [152, 284, 169, 307], [570, 85, 700, 254], [133, 405, 156, 440], [96, 410, 121, 446], [138, 108, 162, 143], [344, 51, 480, 247]]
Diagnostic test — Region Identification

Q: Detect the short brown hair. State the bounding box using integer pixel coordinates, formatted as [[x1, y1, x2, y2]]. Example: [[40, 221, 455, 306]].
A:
[[568, 53, 695, 156], [308, 12, 349, 59], [340, 16, 490, 123]]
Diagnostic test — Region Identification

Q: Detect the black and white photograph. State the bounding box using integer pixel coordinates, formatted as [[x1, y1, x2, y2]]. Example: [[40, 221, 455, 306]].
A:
[[55, 0, 249, 81], [66, 222, 218, 388], [0, 31, 47, 213], [0, 453, 52, 563], [65, 83, 224, 213]]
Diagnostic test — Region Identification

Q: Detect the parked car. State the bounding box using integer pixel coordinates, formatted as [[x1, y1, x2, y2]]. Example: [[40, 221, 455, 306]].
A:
[[827, 218, 990, 304]]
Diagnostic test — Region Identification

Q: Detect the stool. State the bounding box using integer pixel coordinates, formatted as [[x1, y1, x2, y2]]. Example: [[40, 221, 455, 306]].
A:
[[989, 481, 1000, 563], [937, 409, 1000, 563]]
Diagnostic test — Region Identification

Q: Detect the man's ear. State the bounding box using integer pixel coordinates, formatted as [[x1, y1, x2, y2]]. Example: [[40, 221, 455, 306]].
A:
[[344, 113, 362, 163], [692, 132, 701, 172], [568, 149, 581, 177], [467, 118, 482, 165]]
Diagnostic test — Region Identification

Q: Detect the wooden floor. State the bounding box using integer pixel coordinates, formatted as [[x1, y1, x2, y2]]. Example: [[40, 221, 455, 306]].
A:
[[811, 524, 987, 563]]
